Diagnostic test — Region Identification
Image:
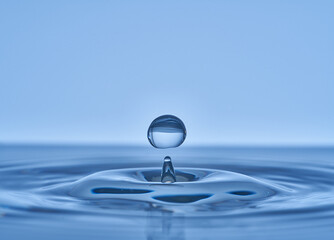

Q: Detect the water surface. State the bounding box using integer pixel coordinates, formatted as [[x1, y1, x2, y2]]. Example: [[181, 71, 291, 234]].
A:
[[0, 145, 334, 240]]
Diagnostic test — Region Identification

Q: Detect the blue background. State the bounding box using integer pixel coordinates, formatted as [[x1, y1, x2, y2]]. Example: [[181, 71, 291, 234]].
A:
[[0, 1, 333, 146]]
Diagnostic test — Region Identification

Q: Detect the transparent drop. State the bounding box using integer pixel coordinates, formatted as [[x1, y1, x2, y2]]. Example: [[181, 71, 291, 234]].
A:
[[161, 156, 176, 183], [147, 115, 186, 149]]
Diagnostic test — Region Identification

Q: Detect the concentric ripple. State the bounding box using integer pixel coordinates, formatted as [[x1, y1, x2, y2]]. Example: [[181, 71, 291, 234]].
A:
[[1, 146, 334, 239], [65, 168, 279, 211]]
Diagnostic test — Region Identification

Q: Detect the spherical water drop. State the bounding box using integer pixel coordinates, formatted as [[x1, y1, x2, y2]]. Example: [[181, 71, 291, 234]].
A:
[[147, 115, 186, 149]]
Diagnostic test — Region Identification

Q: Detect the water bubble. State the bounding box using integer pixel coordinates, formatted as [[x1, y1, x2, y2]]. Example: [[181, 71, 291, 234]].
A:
[[147, 115, 186, 149]]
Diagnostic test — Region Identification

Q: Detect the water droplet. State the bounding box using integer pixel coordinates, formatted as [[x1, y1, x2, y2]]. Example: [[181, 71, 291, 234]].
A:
[[161, 156, 176, 183], [147, 115, 186, 149]]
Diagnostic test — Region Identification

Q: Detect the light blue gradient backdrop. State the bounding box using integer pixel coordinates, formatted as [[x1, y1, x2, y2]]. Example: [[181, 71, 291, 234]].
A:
[[0, 1, 333, 145]]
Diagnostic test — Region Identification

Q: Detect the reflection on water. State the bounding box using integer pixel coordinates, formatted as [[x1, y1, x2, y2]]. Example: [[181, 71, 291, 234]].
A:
[[146, 210, 184, 240]]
